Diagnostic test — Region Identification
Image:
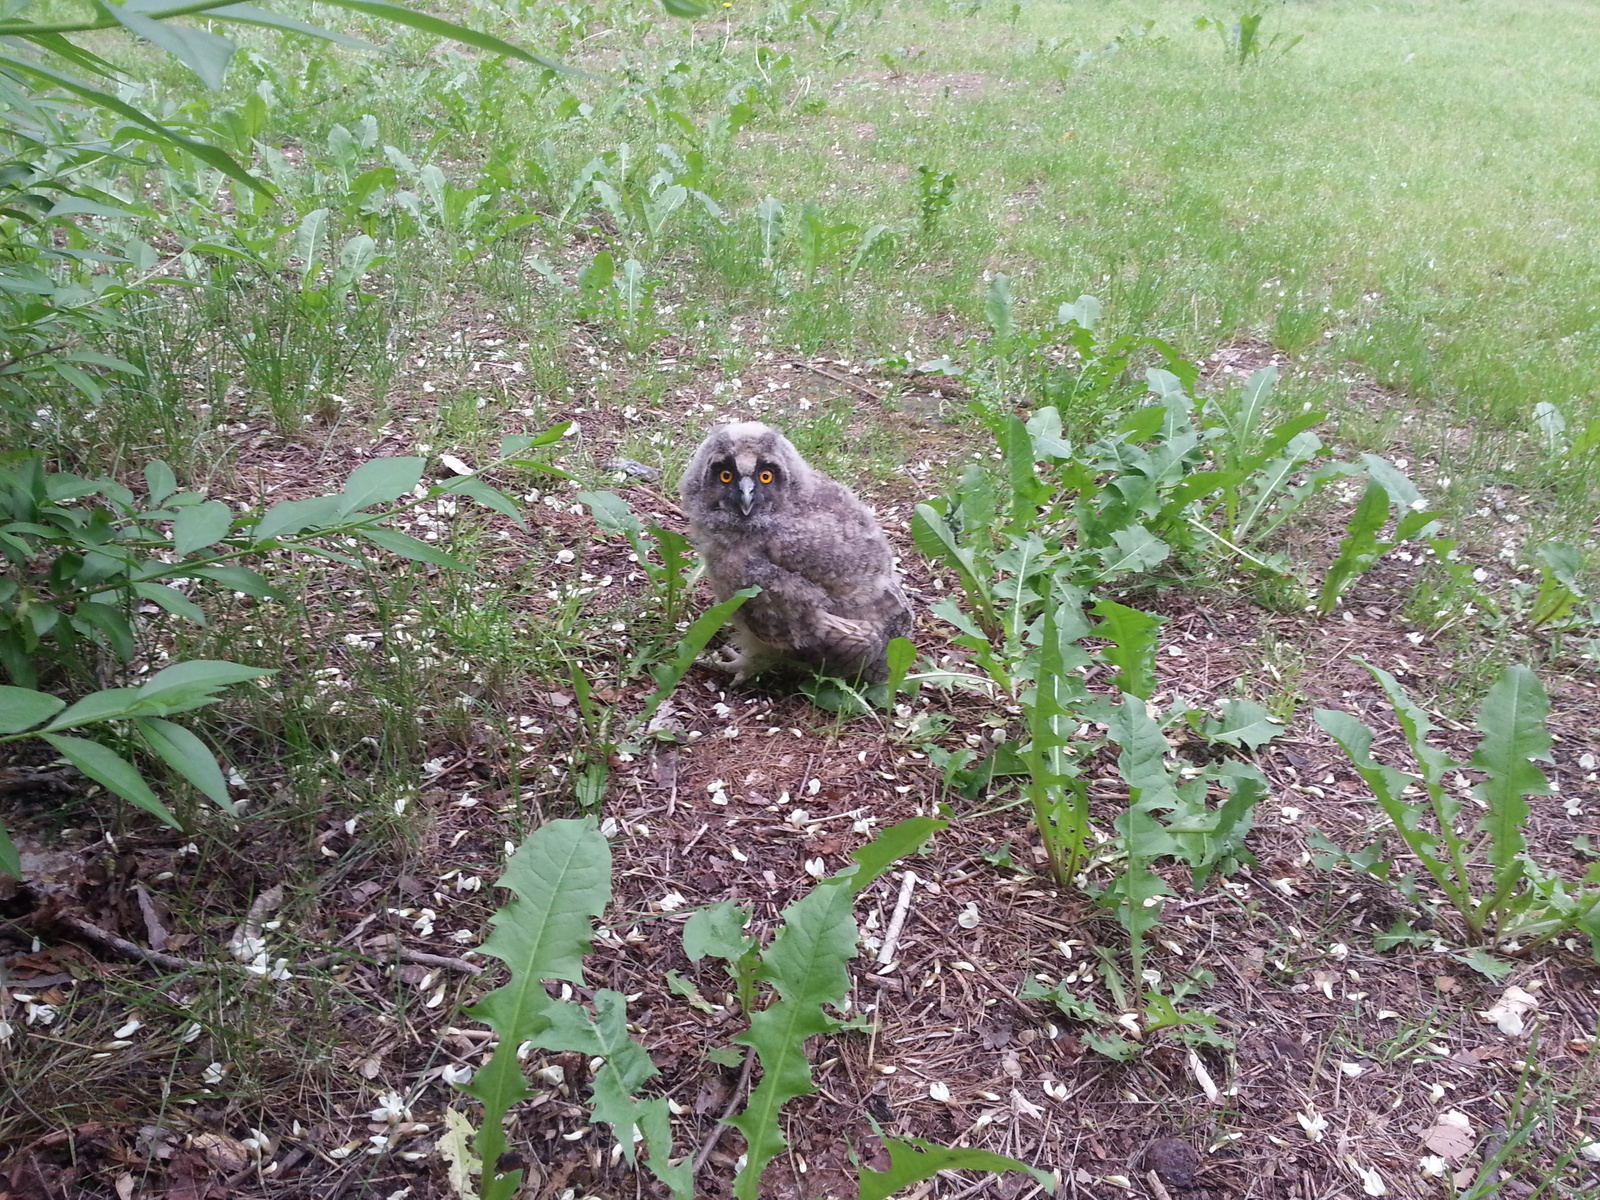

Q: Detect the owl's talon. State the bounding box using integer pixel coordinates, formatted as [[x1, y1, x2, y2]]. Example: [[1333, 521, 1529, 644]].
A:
[[699, 644, 754, 683]]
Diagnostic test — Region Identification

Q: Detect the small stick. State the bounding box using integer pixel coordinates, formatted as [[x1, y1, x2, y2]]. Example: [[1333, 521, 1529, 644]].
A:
[[682, 822, 710, 855], [867, 871, 921, 1069], [60, 915, 211, 972], [691, 1048, 758, 1176], [877, 870, 919, 967], [786, 360, 885, 402], [57, 914, 481, 976]]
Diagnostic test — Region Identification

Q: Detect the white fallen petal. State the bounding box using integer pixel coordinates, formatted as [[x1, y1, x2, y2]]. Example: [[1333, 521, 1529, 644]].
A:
[[1297, 1110, 1328, 1141], [1478, 985, 1539, 1036]]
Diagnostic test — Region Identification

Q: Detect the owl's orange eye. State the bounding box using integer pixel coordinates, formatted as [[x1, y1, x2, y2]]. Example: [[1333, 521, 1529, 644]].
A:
[[759, 470, 774, 484], [719, 470, 733, 484]]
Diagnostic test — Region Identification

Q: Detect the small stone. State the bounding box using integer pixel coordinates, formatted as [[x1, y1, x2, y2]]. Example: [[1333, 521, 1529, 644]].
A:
[[1141, 1138, 1199, 1189]]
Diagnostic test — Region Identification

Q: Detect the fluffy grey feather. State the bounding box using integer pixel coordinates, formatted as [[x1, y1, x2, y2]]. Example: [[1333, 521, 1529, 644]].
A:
[[679, 421, 912, 683]]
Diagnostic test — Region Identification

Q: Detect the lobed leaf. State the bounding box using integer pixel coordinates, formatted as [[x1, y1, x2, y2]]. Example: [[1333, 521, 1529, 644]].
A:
[[859, 1134, 1055, 1200], [461, 819, 611, 1200], [1090, 600, 1163, 700], [729, 818, 943, 1198]]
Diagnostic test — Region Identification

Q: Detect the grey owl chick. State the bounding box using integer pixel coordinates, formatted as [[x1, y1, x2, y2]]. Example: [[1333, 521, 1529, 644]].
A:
[[680, 422, 912, 683]]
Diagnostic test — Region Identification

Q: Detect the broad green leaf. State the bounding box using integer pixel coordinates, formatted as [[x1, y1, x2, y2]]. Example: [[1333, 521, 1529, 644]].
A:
[[0, 686, 65, 734], [848, 817, 944, 891], [143, 460, 176, 505], [684, 900, 754, 962], [251, 494, 342, 543], [1082, 1030, 1141, 1061], [585, 990, 661, 1149], [579, 490, 643, 536], [618, 258, 646, 320], [41, 734, 179, 827], [461, 819, 610, 1200], [566, 990, 692, 1199], [985, 272, 1014, 341], [1057, 293, 1101, 331], [911, 503, 990, 615], [0, 818, 17, 879], [134, 717, 234, 812], [1235, 429, 1324, 540], [1315, 705, 1470, 912], [1356, 659, 1458, 783], [634, 1097, 693, 1199], [1470, 666, 1552, 868], [1528, 542, 1585, 628], [644, 184, 686, 239], [1234, 365, 1277, 444], [207, 3, 376, 50], [1359, 453, 1424, 509], [132, 581, 207, 626], [1098, 525, 1169, 579], [884, 636, 915, 707], [640, 589, 757, 724], [1317, 479, 1388, 614], [173, 499, 233, 556], [999, 416, 1050, 534], [660, 0, 709, 15], [338, 456, 424, 516], [332, 233, 379, 292], [293, 207, 330, 279], [756, 196, 783, 259], [45, 687, 145, 730], [505, 423, 570, 454], [71, 601, 136, 661], [1026, 405, 1074, 460], [192, 565, 278, 598], [358, 526, 469, 570], [443, 476, 527, 529], [314, 0, 570, 72], [859, 1134, 1054, 1200], [107, 7, 238, 91], [140, 659, 271, 696]]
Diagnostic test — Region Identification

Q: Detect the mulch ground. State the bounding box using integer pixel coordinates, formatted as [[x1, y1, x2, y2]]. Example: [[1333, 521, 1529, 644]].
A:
[[3, 323, 1598, 1200]]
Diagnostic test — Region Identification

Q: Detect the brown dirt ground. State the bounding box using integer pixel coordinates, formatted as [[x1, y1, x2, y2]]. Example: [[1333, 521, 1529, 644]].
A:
[[3, 306, 1599, 1200]]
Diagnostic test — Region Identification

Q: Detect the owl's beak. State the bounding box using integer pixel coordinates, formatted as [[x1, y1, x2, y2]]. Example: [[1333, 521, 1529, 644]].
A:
[[738, 477, 756, 515]]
